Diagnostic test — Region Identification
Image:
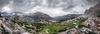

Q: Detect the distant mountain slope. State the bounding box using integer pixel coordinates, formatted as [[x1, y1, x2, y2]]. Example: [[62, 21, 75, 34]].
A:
[[53, 14, 82, 21], [23, 12, 52, 22], [85, 2, 100, 17]]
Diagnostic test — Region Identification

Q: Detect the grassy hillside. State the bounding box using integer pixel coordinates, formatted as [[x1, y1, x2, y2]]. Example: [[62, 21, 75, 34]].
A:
[[12, 17, 87, 34]]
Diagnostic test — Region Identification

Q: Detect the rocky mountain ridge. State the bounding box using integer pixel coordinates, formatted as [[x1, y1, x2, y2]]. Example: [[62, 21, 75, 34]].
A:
[[0, 0, 100, 34]]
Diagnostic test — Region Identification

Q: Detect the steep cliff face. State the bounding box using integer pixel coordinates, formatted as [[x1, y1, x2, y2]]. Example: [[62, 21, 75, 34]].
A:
[[59, 2, 100, 34], [0, 0, 100, 34], [85, 2, 100, 17]]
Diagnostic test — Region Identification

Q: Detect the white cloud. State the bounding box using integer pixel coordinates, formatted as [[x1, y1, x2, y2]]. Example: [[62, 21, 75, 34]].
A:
[[29, 6, 68, 17], [1, 0, 97, 17], [2, 6, 11, 12]]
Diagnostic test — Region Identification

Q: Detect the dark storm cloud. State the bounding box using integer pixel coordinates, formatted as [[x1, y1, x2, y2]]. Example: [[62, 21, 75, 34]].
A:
[[12, 0, 39, 11], [0, 0, 38, 10], [0, 0, 11, 8], [0, 0, 98, 10], [0, 0, 99, 17]]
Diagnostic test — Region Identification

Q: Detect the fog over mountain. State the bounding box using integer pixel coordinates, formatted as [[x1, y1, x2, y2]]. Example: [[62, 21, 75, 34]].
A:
[[0, 0, 99, 17]]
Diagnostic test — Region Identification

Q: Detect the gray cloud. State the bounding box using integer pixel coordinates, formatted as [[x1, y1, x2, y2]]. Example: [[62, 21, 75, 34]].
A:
[[0, 0, 11, 8], [0, 0, 99, 17]]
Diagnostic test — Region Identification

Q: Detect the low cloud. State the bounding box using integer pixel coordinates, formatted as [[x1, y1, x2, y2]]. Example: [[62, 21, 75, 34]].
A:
[[0, 0, 98, 17]]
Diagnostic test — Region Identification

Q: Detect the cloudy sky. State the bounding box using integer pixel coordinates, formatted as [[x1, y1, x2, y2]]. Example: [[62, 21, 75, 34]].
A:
[[0, 0, 98, 17]]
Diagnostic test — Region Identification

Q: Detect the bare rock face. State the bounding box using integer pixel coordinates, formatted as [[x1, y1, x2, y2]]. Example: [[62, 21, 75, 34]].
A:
[[59, 28, 80, 34], [58, 17, 100, 34], [80, 3, 100, 27], [83, 1, 100, 34], [58, 28, 96, 34], [82, 17, 100, 32], [0, 17, 31, 34], [84, 2, 100, 17]]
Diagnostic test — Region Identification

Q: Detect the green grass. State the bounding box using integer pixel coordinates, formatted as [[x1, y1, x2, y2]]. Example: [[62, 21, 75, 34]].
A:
[[12, 17, 87, 34], [39, 17, 87, 34], [39, 23, 65, 34]]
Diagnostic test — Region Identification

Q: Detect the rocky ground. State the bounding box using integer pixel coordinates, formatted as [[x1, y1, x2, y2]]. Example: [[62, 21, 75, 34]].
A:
[[0, 1, 100, 34]]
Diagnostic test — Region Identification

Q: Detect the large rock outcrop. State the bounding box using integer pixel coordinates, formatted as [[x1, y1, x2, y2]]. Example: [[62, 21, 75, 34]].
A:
[[0, 17, 31, 34], [58, 2, 100, 34], [85, 2, 100, 17]]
